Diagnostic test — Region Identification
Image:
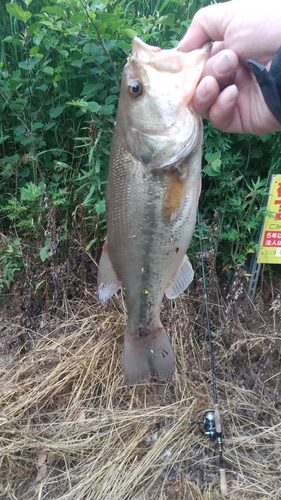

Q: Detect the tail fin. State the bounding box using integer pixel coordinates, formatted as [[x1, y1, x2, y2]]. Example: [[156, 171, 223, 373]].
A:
[[123, 328, 175, 385]]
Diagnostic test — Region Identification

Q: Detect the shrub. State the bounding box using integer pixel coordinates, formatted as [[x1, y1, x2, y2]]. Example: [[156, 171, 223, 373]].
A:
[[1, 0, 281, 296]]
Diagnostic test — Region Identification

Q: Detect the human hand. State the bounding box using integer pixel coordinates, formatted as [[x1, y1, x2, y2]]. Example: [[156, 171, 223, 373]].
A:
[[178, 0, 281, 135]]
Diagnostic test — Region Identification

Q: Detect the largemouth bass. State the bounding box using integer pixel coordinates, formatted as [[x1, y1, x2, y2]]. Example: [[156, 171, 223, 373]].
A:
[[97, 38, 210, 385]]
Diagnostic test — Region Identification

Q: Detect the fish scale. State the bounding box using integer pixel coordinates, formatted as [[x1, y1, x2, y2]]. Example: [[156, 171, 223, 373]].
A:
[[107, 140, 192, 317], [97, 38, 210, 384]]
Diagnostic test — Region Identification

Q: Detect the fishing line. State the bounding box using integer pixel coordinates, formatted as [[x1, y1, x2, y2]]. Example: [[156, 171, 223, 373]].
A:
[[190, 212, 227, 496]]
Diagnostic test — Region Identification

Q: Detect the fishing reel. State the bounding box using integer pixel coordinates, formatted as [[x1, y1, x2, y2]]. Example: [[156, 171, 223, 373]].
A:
[[190, 408, 227, 496], [190, 410, 217, 441]]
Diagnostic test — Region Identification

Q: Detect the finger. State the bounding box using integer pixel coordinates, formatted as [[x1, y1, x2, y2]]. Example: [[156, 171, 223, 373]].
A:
[[201, 49, 238, 87], [211, 42, 225, 56], [192, 76, 221, 119], [191, 51, 238, 119], [208, 85, 239, 131]]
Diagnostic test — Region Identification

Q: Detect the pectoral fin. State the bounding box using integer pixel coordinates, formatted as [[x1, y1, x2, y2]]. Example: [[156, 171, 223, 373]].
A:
[[247, 46, 281, 124], [165, 254, 194, 299], [162, 175, 188, 224], [97, 241, 122, 302]]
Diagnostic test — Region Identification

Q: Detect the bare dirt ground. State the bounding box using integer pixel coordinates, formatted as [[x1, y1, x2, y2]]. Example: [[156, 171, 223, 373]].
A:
[[0, 267, 281, 500]]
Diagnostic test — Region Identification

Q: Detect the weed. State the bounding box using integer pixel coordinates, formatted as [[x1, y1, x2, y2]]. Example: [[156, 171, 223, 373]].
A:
[[1, 0, 281, 297]]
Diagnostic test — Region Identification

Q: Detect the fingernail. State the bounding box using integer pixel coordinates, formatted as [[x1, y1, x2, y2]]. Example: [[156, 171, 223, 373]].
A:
[[213, 53, 232, 76], [218, 85, 238, 105]]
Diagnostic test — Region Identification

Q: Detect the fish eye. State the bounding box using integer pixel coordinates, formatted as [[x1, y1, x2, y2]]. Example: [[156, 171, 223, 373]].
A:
[[128, 81, 143, 98]]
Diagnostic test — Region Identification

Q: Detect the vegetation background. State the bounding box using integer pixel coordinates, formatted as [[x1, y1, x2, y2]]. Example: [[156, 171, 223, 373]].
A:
[[0, 1, 281, 499], [1, 0, 280, 300]]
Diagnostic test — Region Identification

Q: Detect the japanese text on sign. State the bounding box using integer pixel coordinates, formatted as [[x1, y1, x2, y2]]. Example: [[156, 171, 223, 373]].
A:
[[258, 174, 281, 264]]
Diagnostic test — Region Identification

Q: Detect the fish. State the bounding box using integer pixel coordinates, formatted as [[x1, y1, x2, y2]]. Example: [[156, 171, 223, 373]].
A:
[[97, 37, 210, 385]]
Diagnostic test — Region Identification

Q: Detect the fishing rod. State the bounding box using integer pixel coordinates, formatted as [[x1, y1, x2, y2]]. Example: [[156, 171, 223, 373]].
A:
[[189, 213, 228, 496]]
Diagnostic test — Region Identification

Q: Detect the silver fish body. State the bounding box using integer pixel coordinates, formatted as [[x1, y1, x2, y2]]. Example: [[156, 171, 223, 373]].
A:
[[97, 38, 210, 384]]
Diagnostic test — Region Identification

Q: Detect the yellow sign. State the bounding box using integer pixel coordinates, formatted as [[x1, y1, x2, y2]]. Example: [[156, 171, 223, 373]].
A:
[[258, 174, 281, 264]]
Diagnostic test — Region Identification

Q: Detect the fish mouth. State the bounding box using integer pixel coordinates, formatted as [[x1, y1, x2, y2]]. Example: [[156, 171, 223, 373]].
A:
[[130, 37, 211, 74]]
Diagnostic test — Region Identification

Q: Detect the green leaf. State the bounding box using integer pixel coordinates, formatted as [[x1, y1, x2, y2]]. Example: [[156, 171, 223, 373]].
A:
[[85, 238, 97, 251], [29, 46, 42, 57], [99, 104, 114, 115], [36, 84, 48, 91], [31, 122, 44, 131], [205, 151, 221, 163], [54, 161, 71, 170], [95, 158, 100, 174], [8, 78, 25, 89], [42, 66, 54, 75], [0, 135, 10, 145], [89, 0, 107, 13], [82, 184, 95, 206], [123, 28, 138, 38], [42, 6, 64, 16], [211, 159, 221, 173], [6, 3, 32, 22], [259, 133, 272, 143], [71, 59, 84, 68], [19, 167, 30, 178], [87, 101, 101, 113], [204, 164, 220, 177], [29, 21, 43, 34], [18, 57, 40, 70], [20, 182, 44, 201], [50, 105, 65, 118], [105, 95, 118, 105], [3, 36, 24, 46], [14, 125, 27, 136], [69, 12, 86, 24], [95, 199, 106, 214], [35, 280, 45, 292], [44, 122, 56, 131], [19, 136, 36, 146], [0, 154, 19, 164], [40, 239, 51, 262]]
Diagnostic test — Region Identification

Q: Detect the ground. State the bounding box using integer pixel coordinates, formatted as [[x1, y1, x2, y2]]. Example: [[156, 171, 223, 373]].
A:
[[0, 265, 280, 500]]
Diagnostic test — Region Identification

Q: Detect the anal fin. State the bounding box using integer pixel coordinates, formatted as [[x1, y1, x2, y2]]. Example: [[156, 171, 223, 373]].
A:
[[165, 254, 194, 299], [97, 240, 121, 302]]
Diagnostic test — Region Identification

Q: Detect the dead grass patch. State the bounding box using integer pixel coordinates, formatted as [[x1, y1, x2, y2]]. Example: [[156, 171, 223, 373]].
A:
[[0, 292, 281, 499]]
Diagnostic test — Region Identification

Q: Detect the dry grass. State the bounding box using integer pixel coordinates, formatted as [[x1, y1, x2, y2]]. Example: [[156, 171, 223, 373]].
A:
[[0, 291, 281, 500]]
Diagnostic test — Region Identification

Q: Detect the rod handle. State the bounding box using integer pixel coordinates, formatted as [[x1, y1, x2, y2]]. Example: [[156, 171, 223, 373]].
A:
[[220, 468, 228, 496]]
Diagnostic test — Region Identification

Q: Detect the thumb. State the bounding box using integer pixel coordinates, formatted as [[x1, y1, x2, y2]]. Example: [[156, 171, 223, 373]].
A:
[[177, 3, 229, 52]]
